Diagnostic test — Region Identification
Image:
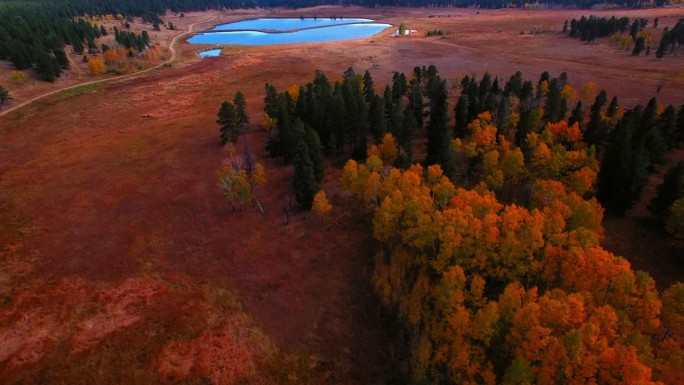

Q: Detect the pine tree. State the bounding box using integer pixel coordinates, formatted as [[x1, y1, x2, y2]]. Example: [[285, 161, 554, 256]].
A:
[[399, 106, 418, 163], [233, 91, 249, 129], [606, 96, 619, 118], [569, 101, 584, 127], [641, 98, 666, 167], [408, 79, 424, 128], [676, 105, 684, 146], [543, 78, 562, 123], [454, 94, 469, 138], [649, 162, 684, 221], [391, 72, 408, 103], [363, 70, 375, 104], [0, 85, 11, 105], [292, 141, 319, 210], [585, 90, 609, 149], [632, 36, 645, 55], [426, 77, 454, 176], [658, 105, 677, 148], [304, 126, 325, 183], [369, 94, 386, 142], [598, 110, 650, 215], [217, 101, 238, 145]]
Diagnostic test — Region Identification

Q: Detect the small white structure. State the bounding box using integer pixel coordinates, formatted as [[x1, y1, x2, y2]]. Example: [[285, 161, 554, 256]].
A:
[[390, 29, 417, 37]]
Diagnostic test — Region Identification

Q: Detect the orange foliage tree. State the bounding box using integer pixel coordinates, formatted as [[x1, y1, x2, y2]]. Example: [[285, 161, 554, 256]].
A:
[[340, 114, 683, 384]]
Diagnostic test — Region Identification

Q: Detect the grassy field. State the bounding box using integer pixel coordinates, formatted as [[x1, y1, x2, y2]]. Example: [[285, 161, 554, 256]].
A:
[[1, 5, 683, 384]]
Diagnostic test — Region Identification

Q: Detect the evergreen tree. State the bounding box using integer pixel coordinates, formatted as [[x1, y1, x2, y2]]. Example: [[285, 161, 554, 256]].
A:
[[454, 94, 469, 138], [606, 96, 619, 118], [408, 79, 424, 128], [649, 162, 684, 221], [543, 78, 562, 123], [598, 110, 650, 215], [72, 38, 84, 54], [0, 85, 11, 105], [391, 72, 408, 103], [585, 90, 609, 149], [504, 71, 523, 97], [217, 101, 238, 145], [330, 89, 347, 154], [304, 126, 325, 183], [264, 83, 279, 118], [676, 105, 684, 146], [426, 77, 454, 176], [369, 94, 386, 142], [519, 80, 535, 109], [233, 91, 249, 129], [399, 105, 418, 163], [516, 108, 536, 156], [569, 100, 584, 127], [34, 52, 60, 82], [363, 70, 375, 104], [658, 105, 677, 148], [641, 98, 667, 167], [269, 92, 302, 162], [292, 141, 318, 210], [632, 36, 645, 55]]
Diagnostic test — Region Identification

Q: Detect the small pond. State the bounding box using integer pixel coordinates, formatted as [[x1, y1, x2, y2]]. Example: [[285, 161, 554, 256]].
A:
[[188, 18, 391, 46], [198, 48, 222, 58]]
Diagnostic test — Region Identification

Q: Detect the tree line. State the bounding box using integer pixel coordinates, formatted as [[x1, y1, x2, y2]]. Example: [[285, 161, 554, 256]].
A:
[[0, 0, 248, 82], [261, 66, 684, 218], [2, 0, 679, 83], [564, 15, 684, 59]]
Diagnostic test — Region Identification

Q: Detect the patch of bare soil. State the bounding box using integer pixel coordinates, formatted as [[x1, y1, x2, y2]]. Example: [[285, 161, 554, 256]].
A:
[[2, 5, 684, 384]]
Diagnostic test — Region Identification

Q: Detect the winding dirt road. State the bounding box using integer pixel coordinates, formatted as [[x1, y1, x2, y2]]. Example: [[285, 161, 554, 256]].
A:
[[0, 16, 216, 119]]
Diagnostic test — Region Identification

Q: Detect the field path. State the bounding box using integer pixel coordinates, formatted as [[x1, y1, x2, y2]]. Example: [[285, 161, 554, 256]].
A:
[[0, 16, 216, 119]]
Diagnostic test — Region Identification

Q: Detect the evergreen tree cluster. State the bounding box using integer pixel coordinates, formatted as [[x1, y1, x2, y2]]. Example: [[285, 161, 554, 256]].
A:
[[597, 98, 683, 215], [217, 91, 249, 145], [265, 66, 684, 214], [0, 0, 249, 81], [0, 4, 108, 81], [113, 27, 150, 54], [649, 161, 684, 223], [264, 66, 452, 208], [656, 18, 684, 59], [567, 15, 633, 42], [264, 66, 459, 172]]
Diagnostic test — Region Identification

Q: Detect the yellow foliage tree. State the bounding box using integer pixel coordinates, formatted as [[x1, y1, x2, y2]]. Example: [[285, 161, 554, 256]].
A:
[[312, 190, 333, 214], [11, 70, 27, 83], [580, 81, 597, 103], [378, 133, 399, 166], [262, 114, 277, 132], [251, 163, 267, 187], [88, 56, 106, 74]]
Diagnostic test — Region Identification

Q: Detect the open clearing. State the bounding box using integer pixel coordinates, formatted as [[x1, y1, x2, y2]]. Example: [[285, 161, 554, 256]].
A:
[[1, 6, 683, 383]]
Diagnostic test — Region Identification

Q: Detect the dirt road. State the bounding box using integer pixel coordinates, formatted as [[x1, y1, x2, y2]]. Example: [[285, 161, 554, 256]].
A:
[[0, 16, 215, 119]]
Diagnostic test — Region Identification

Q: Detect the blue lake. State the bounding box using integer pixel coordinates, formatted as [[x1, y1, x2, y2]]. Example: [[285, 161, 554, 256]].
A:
[[198, 48, 222, 58], [188, 18, 391, 46], [211, 18, 375, 31]]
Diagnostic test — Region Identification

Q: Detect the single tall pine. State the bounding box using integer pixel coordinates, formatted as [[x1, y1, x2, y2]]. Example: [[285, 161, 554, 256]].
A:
[[217, 101, 238, 145], [293, 141, 319, 210]]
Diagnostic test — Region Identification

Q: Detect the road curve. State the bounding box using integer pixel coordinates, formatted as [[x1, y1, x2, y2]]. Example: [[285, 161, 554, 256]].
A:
[[0, 16, 216, 119]]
